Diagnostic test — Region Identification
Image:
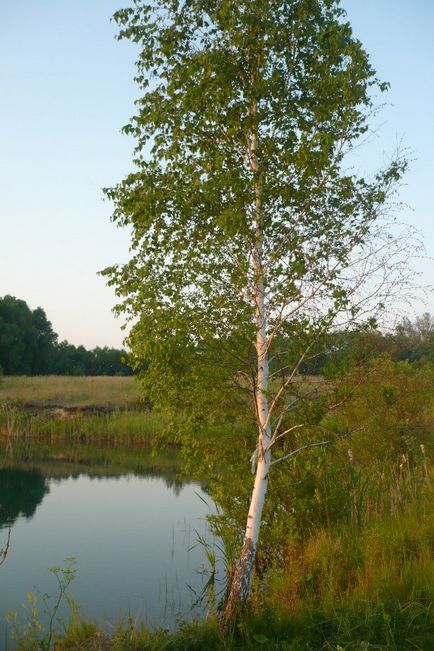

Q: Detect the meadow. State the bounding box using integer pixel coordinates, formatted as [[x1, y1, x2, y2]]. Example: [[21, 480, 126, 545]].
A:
[[0, 375, 140, 409]]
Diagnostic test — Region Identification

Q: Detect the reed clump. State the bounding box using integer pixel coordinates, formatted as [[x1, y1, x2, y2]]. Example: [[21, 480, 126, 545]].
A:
[[0, 405, 168, 443]]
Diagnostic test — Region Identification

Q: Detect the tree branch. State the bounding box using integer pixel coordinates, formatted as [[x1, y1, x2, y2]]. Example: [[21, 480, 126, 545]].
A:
[[270, 439, 331, 467]]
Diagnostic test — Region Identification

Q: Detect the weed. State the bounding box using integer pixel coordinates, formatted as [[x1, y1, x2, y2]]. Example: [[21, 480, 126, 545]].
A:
[[6, 558, 78, 650]]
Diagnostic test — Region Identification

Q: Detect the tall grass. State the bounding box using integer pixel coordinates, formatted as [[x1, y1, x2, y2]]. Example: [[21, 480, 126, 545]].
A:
[[254, 463, 434, 649], [0, 404, 167, 443], [5, 471, 433, 649], [2, 365, 433, 648], [0, 375, 173, 443]]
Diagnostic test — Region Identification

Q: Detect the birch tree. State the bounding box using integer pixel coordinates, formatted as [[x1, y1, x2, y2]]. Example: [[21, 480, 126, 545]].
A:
[[103, 0, 412, 621]]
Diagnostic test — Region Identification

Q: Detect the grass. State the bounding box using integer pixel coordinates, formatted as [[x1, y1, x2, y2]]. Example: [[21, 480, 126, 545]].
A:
[[243, 461, 434, 651], [0, 376, 170, 442], [2, 371, 433, 649], [0, 375, 140, 409], [0, 405, 168, 442]]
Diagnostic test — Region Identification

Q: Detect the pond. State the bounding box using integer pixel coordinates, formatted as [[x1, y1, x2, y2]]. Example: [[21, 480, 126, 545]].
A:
[[0, 440, 220, 644]]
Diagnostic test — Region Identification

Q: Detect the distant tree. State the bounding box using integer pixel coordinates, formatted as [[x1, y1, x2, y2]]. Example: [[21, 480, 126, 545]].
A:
[[394, 313, 434, 365], [0, 296, 32, 374], [0, 296, 57, 374], [50, 341, 74, 375], [52, 343, 96, 375], [92, 346, 133, 375], [30, 307, 58, 373], [396, 312, 434, 342], [0, 295, 132, 376], [272, 324, 382, 377]]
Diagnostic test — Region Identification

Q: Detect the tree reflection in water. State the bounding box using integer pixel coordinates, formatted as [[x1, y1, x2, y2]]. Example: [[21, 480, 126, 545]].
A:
[[0, 467, 48, 566], [0, 467, 49, 528], [0, 508, 11, 566]]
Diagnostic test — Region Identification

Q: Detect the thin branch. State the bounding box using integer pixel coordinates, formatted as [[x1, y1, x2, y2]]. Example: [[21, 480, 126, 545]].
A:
[[270, 439, 331, 467], [328, 379, 363, 412], [269, 422, 305, 447], [266, 320, 331, 432]]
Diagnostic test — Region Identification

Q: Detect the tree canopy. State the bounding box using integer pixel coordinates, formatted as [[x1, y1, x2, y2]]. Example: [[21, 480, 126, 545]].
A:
[[105, 0, 409, 419], [0, 296, 57, 375]]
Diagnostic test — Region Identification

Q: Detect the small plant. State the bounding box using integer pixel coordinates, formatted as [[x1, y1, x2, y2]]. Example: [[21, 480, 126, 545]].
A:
[[6, 557, 78, 650]]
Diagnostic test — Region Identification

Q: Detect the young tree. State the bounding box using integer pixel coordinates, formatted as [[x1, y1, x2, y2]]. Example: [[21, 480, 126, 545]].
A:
[[104, 0, 413, 619]]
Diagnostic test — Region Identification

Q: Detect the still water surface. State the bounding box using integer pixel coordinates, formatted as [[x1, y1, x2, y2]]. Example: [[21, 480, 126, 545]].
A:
[[0, 442, 217, 642]]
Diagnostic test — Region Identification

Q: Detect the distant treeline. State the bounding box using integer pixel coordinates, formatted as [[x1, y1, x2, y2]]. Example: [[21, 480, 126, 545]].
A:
[[0, 295, 133, 376], [278, 312, 434, 376], [300, 312, 434, 375], [2, 294, 434, 378]]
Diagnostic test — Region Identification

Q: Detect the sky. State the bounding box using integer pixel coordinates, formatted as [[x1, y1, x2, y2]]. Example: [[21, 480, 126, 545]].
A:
[[1, 0, 433, 349]]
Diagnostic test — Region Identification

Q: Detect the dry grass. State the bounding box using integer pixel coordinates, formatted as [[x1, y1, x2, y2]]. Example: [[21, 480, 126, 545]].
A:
[[0, 375, 141, 409]]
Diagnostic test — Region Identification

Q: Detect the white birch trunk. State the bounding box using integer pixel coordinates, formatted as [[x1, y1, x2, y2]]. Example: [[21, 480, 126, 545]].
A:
[[224, 124, 272, 622]]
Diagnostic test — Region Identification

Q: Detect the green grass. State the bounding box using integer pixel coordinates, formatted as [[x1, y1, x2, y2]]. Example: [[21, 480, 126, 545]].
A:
[[0, 375, 140, 409], [3, 372, 433, 649], [245, 468, 434, 651]]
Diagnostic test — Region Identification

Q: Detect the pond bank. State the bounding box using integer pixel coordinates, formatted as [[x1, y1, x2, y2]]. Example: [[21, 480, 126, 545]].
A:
[[0, 404, 168, 444], [0, 375, 167, 444]]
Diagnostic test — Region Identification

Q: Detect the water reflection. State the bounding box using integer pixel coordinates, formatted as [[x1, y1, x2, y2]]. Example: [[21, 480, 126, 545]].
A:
[[0, 467, 49, 528], [0, 438, 188, 490], [0, 506, 11, 567]]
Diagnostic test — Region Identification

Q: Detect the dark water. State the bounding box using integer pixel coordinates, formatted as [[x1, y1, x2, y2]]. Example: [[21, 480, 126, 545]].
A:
[[0, 441, 218, 643]]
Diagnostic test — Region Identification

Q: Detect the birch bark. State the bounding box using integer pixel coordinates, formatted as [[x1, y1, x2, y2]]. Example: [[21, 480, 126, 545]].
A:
[[223, 120, 272, 621]]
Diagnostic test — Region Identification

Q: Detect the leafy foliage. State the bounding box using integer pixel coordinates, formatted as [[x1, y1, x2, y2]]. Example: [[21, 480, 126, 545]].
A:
[[104, 0, 420, 615], [103, 0, 410, 429]]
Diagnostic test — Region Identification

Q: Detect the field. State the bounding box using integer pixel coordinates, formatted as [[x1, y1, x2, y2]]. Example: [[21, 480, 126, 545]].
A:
[[0, 375, 140, 409]]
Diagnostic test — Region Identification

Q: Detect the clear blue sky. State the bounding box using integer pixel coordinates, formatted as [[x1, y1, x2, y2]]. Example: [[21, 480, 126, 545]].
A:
[[1, 0, 433, 348]]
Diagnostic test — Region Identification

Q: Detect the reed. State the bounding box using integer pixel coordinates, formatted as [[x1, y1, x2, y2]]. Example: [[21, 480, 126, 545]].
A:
[[0, 404, 168, 443]]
